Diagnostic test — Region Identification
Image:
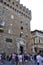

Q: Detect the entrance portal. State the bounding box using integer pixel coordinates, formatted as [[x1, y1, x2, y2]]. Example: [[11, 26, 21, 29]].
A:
[[16, 38, 26, 54], [20, 46, 23, 54]]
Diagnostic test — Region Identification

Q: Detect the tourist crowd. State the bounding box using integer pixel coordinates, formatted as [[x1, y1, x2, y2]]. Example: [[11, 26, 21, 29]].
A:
[[0, 52, 43, 65]]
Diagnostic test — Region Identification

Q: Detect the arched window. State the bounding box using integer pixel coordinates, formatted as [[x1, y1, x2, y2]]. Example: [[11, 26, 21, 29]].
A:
[[21, 26, 23, 30]]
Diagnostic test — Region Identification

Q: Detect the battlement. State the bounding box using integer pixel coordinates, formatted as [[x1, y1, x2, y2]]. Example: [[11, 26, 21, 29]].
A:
[[0, 0, 31, 20]]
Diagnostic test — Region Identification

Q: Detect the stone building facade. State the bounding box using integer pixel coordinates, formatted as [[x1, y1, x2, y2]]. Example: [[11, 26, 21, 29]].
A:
[[31, 30, 43, 54], [0, 0, 31, 54]]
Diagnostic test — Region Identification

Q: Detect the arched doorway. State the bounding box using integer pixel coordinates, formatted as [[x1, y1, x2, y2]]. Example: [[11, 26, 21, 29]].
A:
[[16, 38, 26, 54], [20, 45, 23, 54]]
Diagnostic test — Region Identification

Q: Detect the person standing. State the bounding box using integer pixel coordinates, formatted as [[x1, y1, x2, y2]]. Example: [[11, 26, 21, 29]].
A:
[[36, 53, 43, 65], [15, 54, 18, 65], [36, 53, 40, 65], [18, 53, 23, 65], [39, 53, 43, 65]]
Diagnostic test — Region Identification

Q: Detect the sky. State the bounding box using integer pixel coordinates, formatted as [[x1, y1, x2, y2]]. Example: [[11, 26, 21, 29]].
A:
[[20, 0, 43, 31]]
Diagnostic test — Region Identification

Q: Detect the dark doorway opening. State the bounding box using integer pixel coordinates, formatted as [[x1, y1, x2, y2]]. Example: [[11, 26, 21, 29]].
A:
[[20, 46, 23, 54]]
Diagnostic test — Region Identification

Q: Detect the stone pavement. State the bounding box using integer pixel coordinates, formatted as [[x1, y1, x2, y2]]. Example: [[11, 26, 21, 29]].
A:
[[23, 61, 37, 65], [0, 61, 37, 65]]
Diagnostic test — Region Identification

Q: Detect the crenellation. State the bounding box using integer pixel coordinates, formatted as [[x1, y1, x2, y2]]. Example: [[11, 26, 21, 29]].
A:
[[15, 2, 19, 7], [0, 2, 31, 20], [26, 8, 29, 13], [19, 4, 23, 10], [0, 0, 31, 17], [29, 10, 31, 14], [22, 6, 26, 12]]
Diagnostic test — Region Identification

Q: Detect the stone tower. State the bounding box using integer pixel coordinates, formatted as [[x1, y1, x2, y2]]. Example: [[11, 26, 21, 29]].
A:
[[0, 0, 31, 54], [10, 0, 20, 3]]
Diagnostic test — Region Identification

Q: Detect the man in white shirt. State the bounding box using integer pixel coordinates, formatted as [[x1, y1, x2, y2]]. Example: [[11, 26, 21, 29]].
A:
[[36, 53, 43, 65], [39, 53, 43, 65], [18, 53, 23, 65], [36, 53, 40, 65]]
